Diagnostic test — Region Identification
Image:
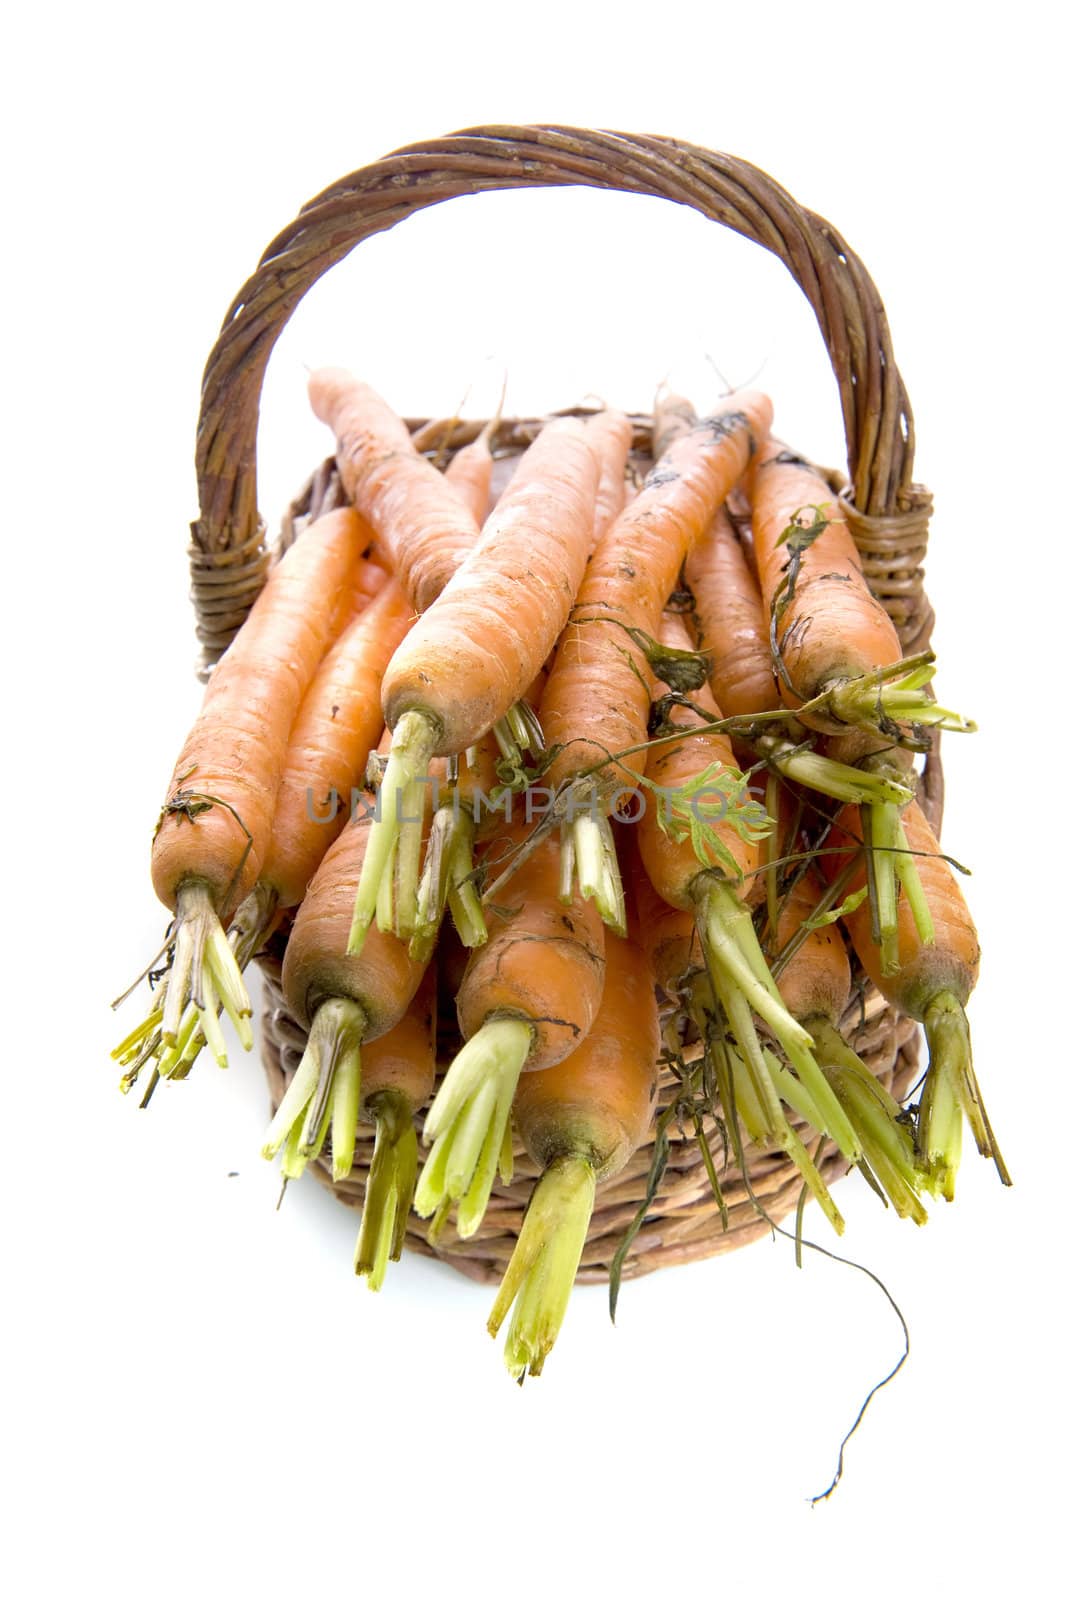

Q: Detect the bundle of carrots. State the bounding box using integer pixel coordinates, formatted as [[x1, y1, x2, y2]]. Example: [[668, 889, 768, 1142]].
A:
[[112, 365, 1008, 1381]]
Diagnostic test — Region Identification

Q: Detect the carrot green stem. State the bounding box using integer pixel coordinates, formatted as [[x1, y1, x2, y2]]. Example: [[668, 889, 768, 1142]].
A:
[[112, 1006, 163, 1064], [488, 1154, 596, 1380], [412, 804, 486, 962], [868, 801, 901, 975], [414, 1016, 532, 1238], [721, 1036, 844, 1234], [228, 881, 281, 970], [155, 881, 253, 1072], [892, 815, 935, 946], [572, 810, 627, 934], [448, 811, 488, 950], [355, 1091, 419, 1290], [495, 699, 545, 764], [764, 772, 780, 950], [755, 733, 912, 807], [821, 654, 976, 734], [348, 711, 437, 956], [804, 1018, 928, 1224], [694, 876, 862, 1165], [920, 992, 1011, 1197], [261, 998, 365, 1180]]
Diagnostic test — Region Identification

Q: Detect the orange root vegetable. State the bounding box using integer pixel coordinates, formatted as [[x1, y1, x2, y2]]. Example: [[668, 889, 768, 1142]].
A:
[[488, 930, 660, 1378], [537, 389, 772, 928], [443, 417, 497, 525], [353, 965, 438, 1290], [351, 414, 603, 952], [262, 818, 431, 1185], [637, 616, 861, 1213], [584, 407, 634, 546], [834, 800, 1008, 1198], [687, 504, 778, 719], [309, 368, 482, 615], [413, 826, 606, 1239], [682, 516, 912, 812], [749, 440, 971, 738], [636, 612, 763, 908], [651, 388, 697, 458], [143, 506, 368, 1066], [229, 578, 415, 960], [631, 858, 699, 1003]]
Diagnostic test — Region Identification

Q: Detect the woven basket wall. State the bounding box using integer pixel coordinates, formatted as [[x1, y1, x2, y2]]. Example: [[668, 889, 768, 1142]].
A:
[[189, 126, 941, 1285]]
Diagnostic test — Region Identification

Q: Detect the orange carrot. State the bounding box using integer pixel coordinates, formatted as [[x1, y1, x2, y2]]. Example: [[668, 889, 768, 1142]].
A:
[[535, 390, 773, 928], [584, 408, 634, 546], [230, 578, 414, 959], [351, 414, 603, 952], [681, 515, 912, 819], [261, 816, 431, 1189], [143, 506, 368, 1065], [413, 825, 606, 1239], [749, 439, 970, 737], [833, 800, 1008, 1198], [636, 612, 862, 1215], [687, 504, 778, 719], [309, 368, 483, 615], [652, 389, 697, 458], [631, 858, 699, 1002], [443, 418, 496, 526], [488, 929, 659, 1378], [636, 613, 762, 910]]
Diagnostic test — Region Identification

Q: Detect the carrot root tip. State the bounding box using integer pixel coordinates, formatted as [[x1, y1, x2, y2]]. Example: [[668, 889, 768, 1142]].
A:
[[487, 1155, 596, 1381], [413, 1018, 533, 1237]]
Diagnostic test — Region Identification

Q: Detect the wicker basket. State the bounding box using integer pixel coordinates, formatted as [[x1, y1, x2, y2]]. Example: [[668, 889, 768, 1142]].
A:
[[189, 125, 941, 1285]]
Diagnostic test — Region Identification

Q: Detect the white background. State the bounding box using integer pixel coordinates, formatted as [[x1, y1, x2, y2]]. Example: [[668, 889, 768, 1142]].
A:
[[4, 3, 1059, 1593]]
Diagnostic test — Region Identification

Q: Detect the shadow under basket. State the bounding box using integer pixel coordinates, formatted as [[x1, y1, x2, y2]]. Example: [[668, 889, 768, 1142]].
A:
[[189, 126, 942, 1286]]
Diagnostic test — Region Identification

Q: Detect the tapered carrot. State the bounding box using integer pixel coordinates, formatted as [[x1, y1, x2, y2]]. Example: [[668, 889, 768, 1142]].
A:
[[413, 825, 606, 1239], [585, 407, 634, 547], [350, 414, 603, 952], [120, 573, 415, 1094], [442, 418, 497, 525], [309, 368, 483, 616], [233, 579, 413, 948], [687, 503, 778, 718], [833, 800, 1009, 1198], [353, 965, 438, 1290], [488, 929, 659, 1378], [748, 440, 971, 737], [631, 858, 699, 1002], [651, 388, 697, 458], [139, 507, 368, 1069], [636, 614, 862, 1228], [261, 817, 430, 1184], [536, 388, 773, 929]]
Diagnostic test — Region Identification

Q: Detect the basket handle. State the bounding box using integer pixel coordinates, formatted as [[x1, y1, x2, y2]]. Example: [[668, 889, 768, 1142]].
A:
[[192, 125, 932, 660]]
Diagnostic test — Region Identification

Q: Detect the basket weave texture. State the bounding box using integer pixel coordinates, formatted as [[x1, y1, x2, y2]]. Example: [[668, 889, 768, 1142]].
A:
[[189, 126, 941, 1284]]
